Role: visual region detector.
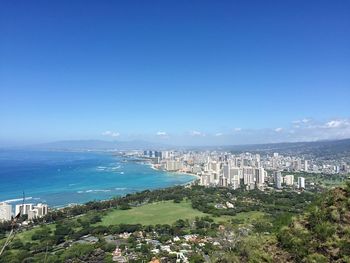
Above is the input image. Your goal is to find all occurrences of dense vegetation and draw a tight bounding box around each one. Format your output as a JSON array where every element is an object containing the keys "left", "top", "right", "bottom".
[
  {"left": 278, "top": 181, "right": 350, "bottom": 262},
  {"left": 1, "top": 182, "right": 349, "bottom": 262}
]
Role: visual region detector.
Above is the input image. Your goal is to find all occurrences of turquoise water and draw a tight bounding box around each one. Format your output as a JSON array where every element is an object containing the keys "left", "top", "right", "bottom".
[{"left": 0, "top": 150, "right": 196, "bottom": 207}]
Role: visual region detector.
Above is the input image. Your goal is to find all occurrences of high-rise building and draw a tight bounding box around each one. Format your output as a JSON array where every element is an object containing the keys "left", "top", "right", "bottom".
[
  {"left": 200, "top": 174, "right": 210, "bottom": 186},
  {"left": 223, "top": 164, "right": 230, "bottom": 178},
  {"left": 298, "top": 177, "right": 305, "bottom": 189},
  {"left": 335, "top": 166, "right": 340, "bottom": 173},
  {"left": 165, "top": 160, "right": 182, "bottom": 171},
  {"left": 232, "top": 174, "right": 240, "bottom": 189},
  {"left": 274, "top": 171, "right": 282, "bottom": 189},
  {"left": 243, "top": 167, "right": 254, "bottom": 185},
  {"left": 219, "top": 176, "right": 228, "bottom": 187},
  {"left": 293, "top": 159, "right": 302, "bottom": 171},
  {"left": 304, "top": 160, "right": 308, "bottom": 172},
  {"left": 209, "top": 171, "right": 219, "bottom": 184},
  {"left": 0, "top": 202, "right": 12, "bottom": 222},
  {"left": 255, "top": 168, "right": 266, "bottom": 186},
  {"left": 283, "top": 174, "right": 294, "bottom": 186},
  {"left": 34, "top": 203, "right": 48, "bottom": 216},
  {"left": 229, "top": 168, "right": 241, "bottom": 189},
  {"left": 15, "top": 203, "right": 33, "bottom": 216},
  {"left": 28, "top": 203, "right": 48, "bottom": 220},
  {"left": 154, "top": 151, "right": 162, "bottom": 159},
  {"left": 209, "top": 161, "right": 221, "bottom": 174},
  {"left": 161, "top": 151, "right": 169, "bottom": 159}
]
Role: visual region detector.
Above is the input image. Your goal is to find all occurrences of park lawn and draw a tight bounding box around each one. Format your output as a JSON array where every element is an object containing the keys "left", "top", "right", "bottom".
[
  {"left": 98, "top": 200, "right": 212, "bottom": 226},
  {"left": 19, "top": 224, "right": 56, "bottom": 243}
]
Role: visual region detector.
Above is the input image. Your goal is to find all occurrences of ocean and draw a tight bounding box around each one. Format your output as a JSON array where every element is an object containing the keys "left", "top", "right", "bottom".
[{"left": 0, "top": 150, "right": 196, "bottom": 208}]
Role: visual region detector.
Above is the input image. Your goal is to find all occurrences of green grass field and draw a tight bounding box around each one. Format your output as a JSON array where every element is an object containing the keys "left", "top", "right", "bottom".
[{"left": 98, "top": 200, "right": 210, "bottom": 226}]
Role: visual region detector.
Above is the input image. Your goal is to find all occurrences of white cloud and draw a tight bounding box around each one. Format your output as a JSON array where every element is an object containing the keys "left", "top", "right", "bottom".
[
  {"left": 156, "top": 131, "right": 169, "bottom": 138},
  {"left": 274, "top": 127, "right": 283, "bottom": 132},
  {"left": 324, "top": 119, "right": 349, "bottom": 129},
  {"left": 156, "top": 131, "right": 167, "bottom": 136},
  {"left": 285, "top": 118, "right": 350, "bottom": 141},
  {"left": 215, "top": 132, "right": 223, "bottom": 137},
  {"left": 102, "top": 130, "right": 120, "bottom": 137},
  {"left": 292, "top": 118, "right": 311, "bottom": 125},
  {"left": 190, "top": 130, "right": 205, "bottom": 136},
  {"left": 233, "top": 128, "right": 242, "bottom": 132},
  {"left": 302, "top": 118, "right": 311, "bottom": 123}
]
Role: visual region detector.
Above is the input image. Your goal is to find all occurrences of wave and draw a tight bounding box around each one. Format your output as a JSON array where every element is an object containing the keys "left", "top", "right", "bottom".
[
  {"left": 115, "top": 187, "right": 127, "bottom": 191},
  {"left": 2, "top": 196, "right": 33, "bottom": 203},
  {"left": 76, "top": 188, "right": 127, "bottom": 194},
  {"left": 86, "top": 189, "right": 111, "bottom": 193},
  {"left": 77, "top": 189, "right": 112, "bottom": 194},
  {"left": 97, "top": 165, "right": 122, "bottom": 172}
]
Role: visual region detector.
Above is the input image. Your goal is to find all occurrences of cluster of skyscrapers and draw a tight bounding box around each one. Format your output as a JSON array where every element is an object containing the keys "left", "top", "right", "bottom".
[
  {"left": 199, "top": 160, "right": 267, "bottom": 190},
  {"left": 141, "top": 150, "right": 311, "bottom": 191},
  {"left": 273, "top": 172, "right": 305, "bottom": 189}
]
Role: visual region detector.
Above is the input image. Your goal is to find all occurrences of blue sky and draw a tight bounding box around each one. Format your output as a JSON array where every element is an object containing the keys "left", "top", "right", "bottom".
[{"left": 1, "top": 0, "right": 350, "bottom": 146}]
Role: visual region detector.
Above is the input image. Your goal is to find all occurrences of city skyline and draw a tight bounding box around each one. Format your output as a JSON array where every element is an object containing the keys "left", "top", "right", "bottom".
[{"left": 1, "top": 1, "right": 349, "bottom": 146}]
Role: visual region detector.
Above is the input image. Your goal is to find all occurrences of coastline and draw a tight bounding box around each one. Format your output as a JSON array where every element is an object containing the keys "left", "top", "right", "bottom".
[
  {"left": 135, "top": 159, "right": 200, "bottom": 186},
  {"left": 55, "top": 172, "right": 198, "bottom": 210},
  {"left": 0, "top": 151, "right": 199, "bottom": 210},
  {"left": 147, "top": 162, "right": 201, "bottom": 185}
]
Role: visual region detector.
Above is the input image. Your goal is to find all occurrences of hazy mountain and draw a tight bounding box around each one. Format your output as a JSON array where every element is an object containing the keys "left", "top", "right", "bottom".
[
  {"left": 191, "top": 138, "right": 350, "bottom": 158},
  {"left": 6, "top": 138, "right": 350, "bottom": 158}
]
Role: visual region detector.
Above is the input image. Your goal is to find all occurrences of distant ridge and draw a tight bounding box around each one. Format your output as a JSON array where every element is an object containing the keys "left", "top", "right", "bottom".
[
  {"left": 6, "top": 138, "right": 350, "bottom": 158},
  {"left": 190, "top": 138, "right": 350, "bottom": 158}
]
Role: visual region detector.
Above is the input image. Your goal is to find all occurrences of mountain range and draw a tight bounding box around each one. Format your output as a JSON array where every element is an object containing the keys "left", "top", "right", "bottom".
[{"left": 4, "top": 138, "right": 350, "bottom": 158}]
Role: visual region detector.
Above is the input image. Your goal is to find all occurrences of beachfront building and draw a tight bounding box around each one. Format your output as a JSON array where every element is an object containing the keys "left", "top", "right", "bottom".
[
  {"left": 165, "top": 160, "right": 182, "bottom": 171},
  {"left": 15, "top": 203, "right": 34, "bottom": 216},
  {"left": 15, "top": 203, "right": 48, "bottom": 220},
  {"left": 28, "top": 203, "right": 48, "bottom": 220},
  {"left": 0, "top": 202, "right": 12, "bottom": 221}
]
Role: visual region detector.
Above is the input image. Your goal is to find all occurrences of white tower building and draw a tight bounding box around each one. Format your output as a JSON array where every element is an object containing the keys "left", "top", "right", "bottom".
[
  {"left": 15, "top": 203, "right": 33, "bottom": 216},
  {"left": 0, "top": 202, "right": 12, "bottom": 221},
  {"left": 304, "top": 160, "right": 308, "bottom": 172},
  {"left": 298, "top": 177, "right": 305, "bottom": 189}
]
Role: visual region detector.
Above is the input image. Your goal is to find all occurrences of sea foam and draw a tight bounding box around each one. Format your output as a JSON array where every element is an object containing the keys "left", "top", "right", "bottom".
[{"left": 2, "top": 196, "right": 33, "bottom": 203}]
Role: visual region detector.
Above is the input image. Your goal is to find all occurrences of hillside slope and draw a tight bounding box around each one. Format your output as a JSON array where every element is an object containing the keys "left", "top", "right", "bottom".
[{"left": 277, "top": 182, "right": 350, "bottom": 262}]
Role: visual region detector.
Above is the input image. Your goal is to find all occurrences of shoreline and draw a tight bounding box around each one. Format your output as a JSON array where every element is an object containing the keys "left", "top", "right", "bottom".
[
  {"left": 147, "top": 162, "right": 201, "bottom": 184},
  {"left": 127, "top": 158, "right": 200, "bottom": 187}
]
